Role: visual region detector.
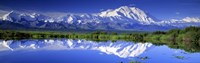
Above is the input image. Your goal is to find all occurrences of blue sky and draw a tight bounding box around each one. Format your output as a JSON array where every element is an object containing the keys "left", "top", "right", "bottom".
[{"left": 0, "top": 0, "right": 200, "bottom": 20}]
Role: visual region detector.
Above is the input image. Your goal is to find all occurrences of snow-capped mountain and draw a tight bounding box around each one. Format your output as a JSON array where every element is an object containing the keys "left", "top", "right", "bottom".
[
  {"left": 2, "top": 11, "right": 51, "bottom": 22},
  {"left": 0, "top": 6, "right": 200, "bottom": 31},
  {"left": 98, "top": 6, "right": 156, "bottom": 24},
  {"left": 0, "top": 39, "right": 153, "bottom": 58},
  {"left": 155, "top": 17, "right": 200, "bottom": 27}
]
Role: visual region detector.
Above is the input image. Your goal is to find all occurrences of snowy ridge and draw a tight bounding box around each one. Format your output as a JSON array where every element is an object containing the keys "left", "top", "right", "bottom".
[
  {"left": 154, "top": 17, "right": 200, "bottom": 27},
  {"left": 0, "top": 6, "right": 200, "bottom": 31},
  {"left": 0, "top": 6, "right": 157, "bottom": 24},
  {"left": 99, "top": 6, "right": 155, "bottom": 24},
  {"left": 1, "top": 11, "right": 54, "bottom": 22},
  {"left": 0, "top": 39, "right": 153, "bottom": 58}
]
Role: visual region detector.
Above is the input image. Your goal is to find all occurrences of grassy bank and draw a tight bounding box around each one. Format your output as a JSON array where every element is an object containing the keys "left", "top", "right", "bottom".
[{"left": 0, "top": 26, "right": 200, "bottom": 52}]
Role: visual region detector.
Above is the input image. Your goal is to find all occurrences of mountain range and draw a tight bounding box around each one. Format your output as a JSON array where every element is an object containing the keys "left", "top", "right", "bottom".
[{"left": 0, "top": 6, "right": 200, "bottom": 31}]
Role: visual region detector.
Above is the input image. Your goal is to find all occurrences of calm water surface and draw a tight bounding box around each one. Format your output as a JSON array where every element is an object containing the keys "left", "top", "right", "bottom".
[{"left": 0, "top": 39, "right": 199, "bottom": 63}]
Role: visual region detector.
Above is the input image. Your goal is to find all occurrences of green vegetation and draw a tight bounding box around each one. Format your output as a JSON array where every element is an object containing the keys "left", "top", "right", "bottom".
[
  {"left": 174, "top": 55, "right": 185, "bottom": 59},
  {"left": 137, "top": 56, "right": 149, "bottom": 60},
  {"left": 144, "top": 26, "right": 200, "bottom": 52},
  {"left": 0, "top": 26, "right": 200, "bottom": 52},
  {"left": 120, "top": 60, "right": 141, "bottom": 63},
  {"left": 129, "top": 60, "right": 141, "bottom": 63},
  {"left": 0, "top": 30, "right": 146, "bottom": 42}
]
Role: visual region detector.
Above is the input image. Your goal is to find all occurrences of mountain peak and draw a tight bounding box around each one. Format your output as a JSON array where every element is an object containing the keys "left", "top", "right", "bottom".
[
  {"left": 99, "top": 6, "right": 155, "bottom": 24},
  {"left": 117, "top": 6, "right": 136, "bottom": 11},
  {"left": 1, "top": 11, "right": 48, "bottom": 22},
  {"left": 2, "top": 11, "right": 15, "bottom": 21}
]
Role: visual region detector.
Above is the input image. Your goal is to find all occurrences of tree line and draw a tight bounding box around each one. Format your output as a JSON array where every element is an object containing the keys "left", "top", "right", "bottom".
[{"left": 0, "top": 26, "right": 200, "bottom": 52}]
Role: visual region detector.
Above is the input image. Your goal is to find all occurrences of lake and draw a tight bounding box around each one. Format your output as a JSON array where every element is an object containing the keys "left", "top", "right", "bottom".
[{"left": 0, "top": 39, "right": 200, "bottom": 63}]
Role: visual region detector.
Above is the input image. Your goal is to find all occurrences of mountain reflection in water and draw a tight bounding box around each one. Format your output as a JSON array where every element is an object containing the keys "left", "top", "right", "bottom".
[
  {"left": 1, "top": 39, "right": 200, "bottom": 63},
  {"left": 0, "top": 39, "right": 152, "bottom": 58}
]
